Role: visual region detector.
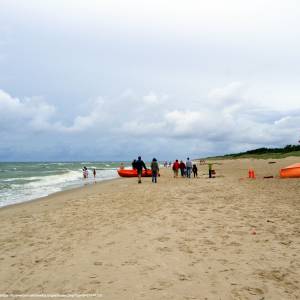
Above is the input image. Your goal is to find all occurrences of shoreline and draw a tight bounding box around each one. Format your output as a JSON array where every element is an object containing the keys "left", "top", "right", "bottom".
[{"left": 0, "top": 176, "right": 120, "bottom": 211}]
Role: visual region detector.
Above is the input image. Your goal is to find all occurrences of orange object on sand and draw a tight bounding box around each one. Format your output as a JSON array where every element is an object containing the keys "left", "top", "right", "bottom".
[
  {"left": 248, "top": 169, "right": 252, "bottom": 178},
  {"left": 117, "top": 169, "right": 152, "bottom": 177},
  {"left": 280, "top": 163, "right": 300, "bottom": 178},
  {"left": 248, "top": 169, "right": 256, "bottom": 179}
]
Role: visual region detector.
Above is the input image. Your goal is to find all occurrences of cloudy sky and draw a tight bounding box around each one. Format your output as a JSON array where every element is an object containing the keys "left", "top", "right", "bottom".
[{"left": 0, "top": 0, "right": 300, "bottom": 161}]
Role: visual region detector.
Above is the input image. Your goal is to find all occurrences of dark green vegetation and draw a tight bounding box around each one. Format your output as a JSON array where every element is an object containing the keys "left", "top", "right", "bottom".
[{"left": 207, "top": 145, "right": 300, "bottom": 160}]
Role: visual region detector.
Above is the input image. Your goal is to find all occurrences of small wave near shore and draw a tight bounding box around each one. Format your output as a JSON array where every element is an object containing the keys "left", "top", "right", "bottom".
[{"left": 0, "top": 162, "right": 121, "bottom": 207}]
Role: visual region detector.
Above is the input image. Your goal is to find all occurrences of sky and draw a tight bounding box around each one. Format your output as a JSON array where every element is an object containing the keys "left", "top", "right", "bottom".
[{"left": 0, "top": 0, "right": 300, "bottom": 161}]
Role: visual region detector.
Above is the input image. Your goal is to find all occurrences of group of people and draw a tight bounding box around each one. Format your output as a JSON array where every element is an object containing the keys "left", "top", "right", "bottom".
[
  {"left": 172, "top": 158, "right": 198, "bottom": 178},
  {"left": 130, "top": 156, "right": 203, "bottom": 184},
  {"left": 163, "top": 161, "right": 173, "bottom": 168},
  {"left": 132, "top": 156, "right": 159, "bottom": 184},
  {"left": 82, "top": 166, "right": 96, "bottom": 180}
]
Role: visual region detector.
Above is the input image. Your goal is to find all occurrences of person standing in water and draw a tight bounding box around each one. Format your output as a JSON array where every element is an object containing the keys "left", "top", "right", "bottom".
[
  {"left": 93, "top": 168, "right": 96, "bottom": 178},
  {"left": 136, "top": 156, "right": 147, "bottom": 184},
  {"left": 151, "top": 158, "right": 159, "bottom": 183},
  {"left": 83, "top": 166, "right": 88, "bottom": 179}
]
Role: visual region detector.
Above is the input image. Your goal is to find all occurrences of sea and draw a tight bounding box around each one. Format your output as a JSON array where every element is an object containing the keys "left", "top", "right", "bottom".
[{"left": 0, "top": 162, "right": 124, "bottom": 208}]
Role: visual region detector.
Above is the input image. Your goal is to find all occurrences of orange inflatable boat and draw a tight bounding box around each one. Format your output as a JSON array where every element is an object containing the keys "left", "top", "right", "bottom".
[
  {"left": 117, "top": 169, "right": 152, "bottom": 177},
  {"left": 280, "top": 163, "right": 300, "bottom": 178}
]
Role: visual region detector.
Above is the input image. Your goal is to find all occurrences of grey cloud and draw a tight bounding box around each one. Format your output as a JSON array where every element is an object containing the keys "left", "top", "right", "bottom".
[{"left": 3, "top": 81, "right": 299, "bottom": 161}]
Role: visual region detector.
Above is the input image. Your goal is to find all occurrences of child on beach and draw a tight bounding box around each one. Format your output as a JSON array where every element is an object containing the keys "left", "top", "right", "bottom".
[
  {"left": 192, "top": 164, "right": 198, "bottom": 177},
  {"left": 208, "top": 163, "right": 213, "bottom": 178},
  {"left": 151, "top": 158, "right": 159, "bottom": 183}
]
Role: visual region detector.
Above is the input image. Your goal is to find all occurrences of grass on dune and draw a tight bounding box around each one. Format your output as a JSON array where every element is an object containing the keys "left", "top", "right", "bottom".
[{"left": 205, "top": 151, "right": 300, "bottom": 160}]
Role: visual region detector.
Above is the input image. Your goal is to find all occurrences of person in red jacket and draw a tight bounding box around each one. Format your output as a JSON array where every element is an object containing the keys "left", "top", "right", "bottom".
[
  {"left": 179, "top": 160, "right": 186, "bottom": 177},
  {"left": 172, "top": 159, "right": 180, "bottom": 178}
]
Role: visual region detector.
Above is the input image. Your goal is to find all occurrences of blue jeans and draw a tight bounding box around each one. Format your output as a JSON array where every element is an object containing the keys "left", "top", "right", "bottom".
[
  {"left": 152, "top": 171, "right": 158, "bottom": 183},
  {"left": 186, "top": 167, "right": 192, "bottom": 178}
]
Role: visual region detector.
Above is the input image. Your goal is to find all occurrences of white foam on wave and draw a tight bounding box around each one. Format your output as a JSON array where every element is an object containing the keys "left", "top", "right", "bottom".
[
  {"left": 25, "top": 170, "right": 81, "bottom": 188},
  {"left": 0, "top": 169, "right": 118, "bottom": 208},
  {"left": 2, "top": 177, "right": 39, "bottom": 182}
]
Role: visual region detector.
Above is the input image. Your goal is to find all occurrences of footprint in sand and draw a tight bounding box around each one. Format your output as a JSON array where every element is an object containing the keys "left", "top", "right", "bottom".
[
  {"left": 255, "top": 268, "right": 298, "bottom": 292},
  {"left": 149, "top": 280, "right": 173, "bottom": 290},
  {"left": 140, "top": 264, "right": 161, "bottom": 275},
  {"left": 217, "top": 258, "right": 229, "bottom": 264},
  {"left": 156, "top": 236, "right": 170, "bottom": 242},
  {"left": 156, "top": 246, "right": 172, "bottom": 253},
  {"left": 90, "top": 280, "right": 101, "bottom": 284},
  {"left": 232, "top": 286, "right": 264, "bottom": 298},
  {"left": 227, "top": 241, "right": 242, "bottom": 247},
  {"left": 202, "top": 239, "right": 216, "bottom": 246},
  {"left": 244, "top": 287, "right": 264, "bottom": 295},
  {"left": 177, "top": 226, "right": 187, "bottom": 232},
  {"left": 121, "top": 259, "right": 138, "bottom": 265},
  {"left": 177, "top": 273, "right": 192, "bottom": 281},
  {"left": 106, "top": 241, "right": 115, "bottom": 246},
  {"left": 178, "top": 243, "right": 193, "bottom": 254}
]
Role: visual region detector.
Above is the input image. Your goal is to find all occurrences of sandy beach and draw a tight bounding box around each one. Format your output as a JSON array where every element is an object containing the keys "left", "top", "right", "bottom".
[{"left": 0, "top": 158, "right": 299, "bottom": 300}]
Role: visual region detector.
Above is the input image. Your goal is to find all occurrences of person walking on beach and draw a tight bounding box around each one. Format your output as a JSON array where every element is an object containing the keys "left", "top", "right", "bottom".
[
  {"left": 192, "top": 164, "right": 198, "bottom": 178},
  {"left": 132, "top": 159, "right": 137, "bottom": 170},
  {"left": 151, "top": 158, "right": 159, "bottom": 183},
  {"left": 208, "top": 163, "right": 213, "bottom": 178},
  {"left": 179, "top": 160, "right": 186, "bottom": 177},
  {"left": 172, "top": 160, "right": 180, "bottom": 178},
  {"left": 136, "top": 156, "right": 147, "bottom": 184},
  {"left": 186, "top": 157, "right": 192, "bottom": 178}
]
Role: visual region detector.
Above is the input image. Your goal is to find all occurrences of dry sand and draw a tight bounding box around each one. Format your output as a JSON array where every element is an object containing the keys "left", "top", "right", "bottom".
[{"left": 0, "top": 158, "right": 300, "bottom": 300}]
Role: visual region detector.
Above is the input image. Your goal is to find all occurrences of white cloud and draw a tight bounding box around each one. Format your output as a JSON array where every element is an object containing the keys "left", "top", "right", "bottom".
[
  {"left": 0, "top": 90, "right": 56, "bottom": 130},
  {"left": 165, "top": 110, "right": 210, "bottom": 137},
  {"left": 208, "top": 81, "right": 245, "bottom": 105},
  {"left": 0, "top": 91, "right": 107, "bottom": 133},
  {"left": 1, "top": 82, "right": 300, "bottom": 160},
  {"left": 142, "top": 92, "right": 168, "bottom": 105}
]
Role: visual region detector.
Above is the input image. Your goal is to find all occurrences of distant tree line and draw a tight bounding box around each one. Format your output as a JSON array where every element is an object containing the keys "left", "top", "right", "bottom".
[{"left": 224, "top": 144, "right": 300, "bottom": 157}]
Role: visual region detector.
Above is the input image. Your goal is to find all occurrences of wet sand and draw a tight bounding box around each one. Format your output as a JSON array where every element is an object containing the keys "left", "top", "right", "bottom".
[{"left": 0, "top": 158, "right": 299, "bottom": 299}]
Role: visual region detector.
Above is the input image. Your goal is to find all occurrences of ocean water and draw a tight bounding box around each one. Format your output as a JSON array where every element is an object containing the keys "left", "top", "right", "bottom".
[{"left": 0, "top": 162, "right": 123, "bottom": 207}]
